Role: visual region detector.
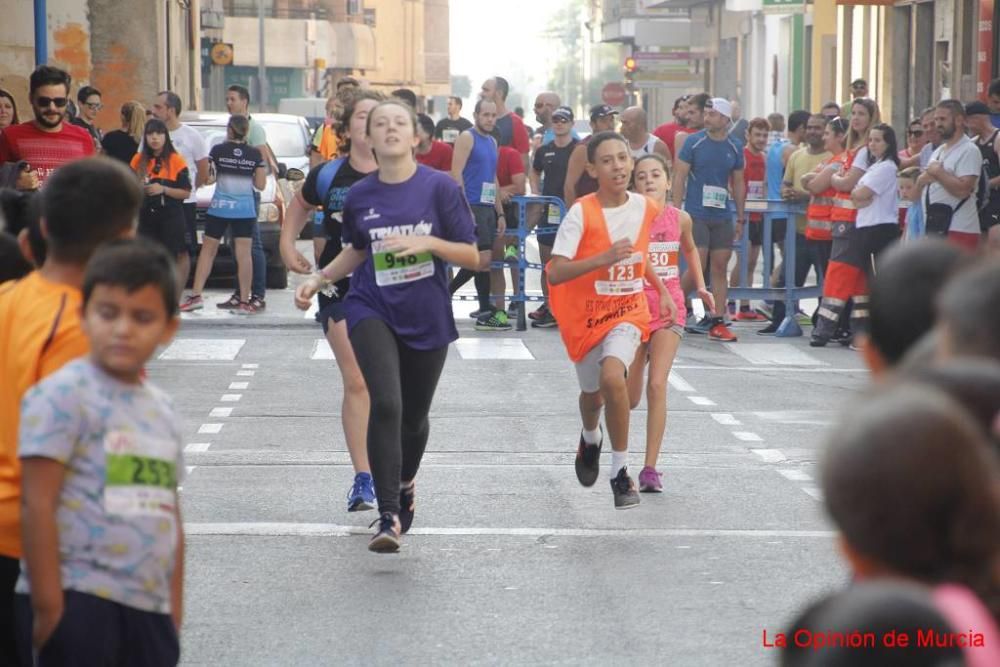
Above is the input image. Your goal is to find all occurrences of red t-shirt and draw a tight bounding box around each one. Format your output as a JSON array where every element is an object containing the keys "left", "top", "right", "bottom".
[
  {"left": 743, "top": 148, "right": 766, "bottom": 222},
  {"left": 653, "top": 122, "right": 682, "bottom": 154},
  {"left": 415, "top": 141, "right": 453, "bottom": 172},
  {"left": 0, "top": 121, "right": 95, "bottom": 185},
  {"left": 500, "top": 112, "right": 531, "bottom": 155},
  {"left": 496, "top": 146, "right": 525, "bottom": 187}
]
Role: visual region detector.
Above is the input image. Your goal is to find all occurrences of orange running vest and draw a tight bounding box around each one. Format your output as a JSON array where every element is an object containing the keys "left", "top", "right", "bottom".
[
  {"left": 806, "top": 152, "right": 846, "bottom": 241},
  {"left": 830, "top": 149, "right": 859, "bottom": 223},
  {"left": 548, "top": 193, "right": 658, "bottom": 362}
]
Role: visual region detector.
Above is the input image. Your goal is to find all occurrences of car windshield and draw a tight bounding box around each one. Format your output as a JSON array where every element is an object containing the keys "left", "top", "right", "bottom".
[
  {"left": 259, "top": 121, "right": 307, "bottom": 158},
  {"left": 190, "top": 124, "right": 228, "bottom": 149}
]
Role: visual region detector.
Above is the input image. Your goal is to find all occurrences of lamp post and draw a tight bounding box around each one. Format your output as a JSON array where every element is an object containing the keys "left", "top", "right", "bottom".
[
  {"left": 34, "top": 0, "right": 47, "bottom": 66},
  {"left": 258, "top": 0, "right": 267, "bottom": 111}
]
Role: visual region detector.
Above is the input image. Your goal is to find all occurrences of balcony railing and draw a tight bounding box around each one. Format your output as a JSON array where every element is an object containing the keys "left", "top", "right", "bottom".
[{"left": 223, "top": 1, "right": 329, "bottom": 20}]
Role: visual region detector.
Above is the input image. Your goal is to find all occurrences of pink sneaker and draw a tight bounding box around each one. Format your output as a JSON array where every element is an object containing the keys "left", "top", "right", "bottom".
[{"left": 638, "top": 466, "right": 663, "bottom": 493}]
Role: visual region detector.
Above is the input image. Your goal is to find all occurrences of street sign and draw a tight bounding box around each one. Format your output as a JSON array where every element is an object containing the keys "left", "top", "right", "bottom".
[
  {"left": 211, "top": 42, "right": 234, "bottom": 66},
  {"left": 602, "top": 82, "right": 628, "bottom": 107},
  {"left": 762, "top": 0, "right": 805, "bottom": 13},
  {"left": 632, "top": 51, "right": 699, "bottom": 84}
]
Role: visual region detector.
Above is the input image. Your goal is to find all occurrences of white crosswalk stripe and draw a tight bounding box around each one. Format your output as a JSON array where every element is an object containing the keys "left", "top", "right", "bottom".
[
  {"left": 723, "top": 343, "right": 826, "bottom": 366},
  {"left": 156, "top": 336, "right": 841, "bottom": 367},
  {"left": 453, "top": 338, "right": 534, "bottom": 360},
  {"left": 159, "top": 339, "right": 246, "bottom": 360}
]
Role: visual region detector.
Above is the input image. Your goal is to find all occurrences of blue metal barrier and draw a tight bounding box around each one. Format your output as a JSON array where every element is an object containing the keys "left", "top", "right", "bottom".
[
  {"left": 449, "top": 196, "right": 567, "bottom": 331},
  {"left": 725, "top": 199, "right": 821, "bottom": 337},
  {"left": 454, "top": 196, "right": 819, "bottom": 336}
]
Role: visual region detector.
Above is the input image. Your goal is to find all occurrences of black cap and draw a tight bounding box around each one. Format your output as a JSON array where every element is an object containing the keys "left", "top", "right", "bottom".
[
  {"left": 965, "top": 101, "right": 990, "bottom": 116},
  {"left": 552, "top": 105, "right": 574, "bottom": 122},
  {"left": 589, "top": 104, "right": 619, "bottom": 122}
]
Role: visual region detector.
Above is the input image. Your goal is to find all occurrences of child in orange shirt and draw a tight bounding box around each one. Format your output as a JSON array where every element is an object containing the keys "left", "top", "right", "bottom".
[{"left": 547, "top": 132, "right": 672, "bottom": 509}]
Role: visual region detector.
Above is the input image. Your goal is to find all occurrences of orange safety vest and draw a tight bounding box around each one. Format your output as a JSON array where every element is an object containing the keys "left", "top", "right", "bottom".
[
  {"left": 806, "top": 152, "right": 845, "bottom": 241},
  {"left": 830, "top": 149, "right": 859, "bottom": 223},
  {"left": 548, "top": 193, "right": 658, "bottom": 362}
]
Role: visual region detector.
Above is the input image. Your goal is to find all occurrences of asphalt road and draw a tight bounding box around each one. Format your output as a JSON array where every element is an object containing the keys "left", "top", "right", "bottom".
[{"left": 154, "top": 269, "right": 868, "bottom": 665}]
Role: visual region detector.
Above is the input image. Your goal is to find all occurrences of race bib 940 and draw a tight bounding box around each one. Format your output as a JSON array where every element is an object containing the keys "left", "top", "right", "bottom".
[{"left": 372, "top": 240, "right": 435, "bottom": 287}]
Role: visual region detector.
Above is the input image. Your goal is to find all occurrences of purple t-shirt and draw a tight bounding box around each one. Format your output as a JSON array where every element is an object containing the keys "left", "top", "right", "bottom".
[{"left": 341, "top": 165, "right": 477, "bottom": 350}]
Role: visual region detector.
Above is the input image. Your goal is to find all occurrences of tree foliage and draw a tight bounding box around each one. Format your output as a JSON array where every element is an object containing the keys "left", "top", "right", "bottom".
[{"left": 545, "top": 0, "right": 622, "bottom": 111}]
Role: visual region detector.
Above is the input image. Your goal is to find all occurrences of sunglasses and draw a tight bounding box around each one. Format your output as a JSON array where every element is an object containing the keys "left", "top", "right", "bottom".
[
  {"left": 552, "top": 117, "right": 572, "bottom": 124},
  {"left": 908, "top": 129, "right": 924, "bottom": 136},
  {"left": 84, "top": 102, "right": 103, "bottom": 111},
  {"left": 35, "top": 96, "right": 68, "bottom": 108}
]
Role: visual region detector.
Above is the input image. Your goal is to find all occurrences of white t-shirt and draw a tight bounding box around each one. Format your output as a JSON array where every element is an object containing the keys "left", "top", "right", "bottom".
[
  {"left": 855, "top": 160, "right": 899, "bottom": 228},
  {"left": 851, "top": 147, "right": 870, "bottom": 173},
  {"left": 552, "top": 192, "right": 649, "bottom": 260},
  {"left": 919, "top": 142, "right": 935, "bottom": 169},
  {"left": 169, "top": 124, "right": 209, "bottom": 204},
  {"left": 925, "top": 136, "right": 983, "bottom": 234}
]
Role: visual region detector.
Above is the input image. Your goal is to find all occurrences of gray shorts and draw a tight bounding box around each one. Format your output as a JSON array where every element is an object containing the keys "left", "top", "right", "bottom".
[
  {"left": 574, "top": 323, "right": 642, "bottom": 394},
  {"left": 692, "top": 217, "right": 736, "bottom": 251},
  {"left": 471, "top": 205, "right": 497, "bottom": 251}
]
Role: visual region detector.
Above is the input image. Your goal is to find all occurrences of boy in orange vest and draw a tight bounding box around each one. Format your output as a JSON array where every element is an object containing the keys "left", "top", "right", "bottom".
[{"left": 547, "top": 132, "right": 673, "bottom": 509}]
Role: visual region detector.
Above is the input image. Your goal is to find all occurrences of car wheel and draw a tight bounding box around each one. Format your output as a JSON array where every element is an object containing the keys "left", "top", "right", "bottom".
[{"left": 266, "top": 264, "right": 288, "bottom": 289}]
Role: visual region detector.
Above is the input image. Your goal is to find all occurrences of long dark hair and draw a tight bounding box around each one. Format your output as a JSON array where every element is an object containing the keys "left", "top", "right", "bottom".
[
  {"left": 138, "top": 118, "right": 177, "bottom": 177},
  {"left": 866, "top": 123, "right": 899, "bottom": 167},
  {"left": 337, "top": 89, "right": 385, "bottom": 155},
  {"left": 0, "top": 88, "right": 19, "bottom": 126}
]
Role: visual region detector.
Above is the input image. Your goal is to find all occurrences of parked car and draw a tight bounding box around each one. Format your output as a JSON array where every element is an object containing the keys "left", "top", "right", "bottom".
[
  {"left": 179, "top": 112, "right": 290, "bottom": 289},
  {"left": 253, "top": 112, "right": 312, "bottom": 175},
  {"left": 277, "top": 97, "right": 327, "bottom": 130}
]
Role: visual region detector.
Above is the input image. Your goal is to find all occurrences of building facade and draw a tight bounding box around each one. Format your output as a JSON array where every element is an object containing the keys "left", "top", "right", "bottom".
[
  {"left": 594, "top": 0, "right": 999, "bottom": 125},
  {"left": 0, "top": 0, "right": 199, "bottom": 133}
]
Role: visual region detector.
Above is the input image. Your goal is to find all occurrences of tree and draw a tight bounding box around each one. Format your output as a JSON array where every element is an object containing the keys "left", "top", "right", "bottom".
[
  {"left": 544, "top": 0, "right": 586, "bottom": 110},
  {"left": 450, "top": 74, "right": 471, "bottom": 99},
  {"left": 545, "top": 0, "right": 620, "bottom": 111}
]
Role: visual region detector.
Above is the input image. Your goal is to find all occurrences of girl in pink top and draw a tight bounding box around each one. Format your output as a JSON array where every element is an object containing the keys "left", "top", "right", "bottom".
[{"left": 627, "top": 154, "right": 713, "bottom": 492}]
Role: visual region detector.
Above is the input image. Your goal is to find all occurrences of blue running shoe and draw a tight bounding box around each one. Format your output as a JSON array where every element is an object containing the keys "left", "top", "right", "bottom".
[{"left": 348, "top": 472, "right": 376, "bottom": 512}]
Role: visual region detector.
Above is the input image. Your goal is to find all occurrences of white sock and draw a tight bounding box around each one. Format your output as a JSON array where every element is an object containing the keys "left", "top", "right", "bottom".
[
  {"left": 581, "top": 427, "right": 602, "bottom": 445},
  {"left": 611, "top": 450, "right": 628, "bottom": 476}
]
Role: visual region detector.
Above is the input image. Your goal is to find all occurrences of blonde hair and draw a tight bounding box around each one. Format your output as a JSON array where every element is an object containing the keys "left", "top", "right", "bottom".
[{"left": 121, "top": 101, "right": 146, "bottom": 144}]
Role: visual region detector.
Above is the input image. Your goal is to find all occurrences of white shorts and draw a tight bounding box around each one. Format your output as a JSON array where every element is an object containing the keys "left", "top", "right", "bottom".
[{"left": 574, "top": 323, "right": 642, "bottom": 394}]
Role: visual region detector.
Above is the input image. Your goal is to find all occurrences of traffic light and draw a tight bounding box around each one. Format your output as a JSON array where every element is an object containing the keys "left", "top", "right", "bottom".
[{"left": 624, "top": 57, "right": 637, "bottom": 87}]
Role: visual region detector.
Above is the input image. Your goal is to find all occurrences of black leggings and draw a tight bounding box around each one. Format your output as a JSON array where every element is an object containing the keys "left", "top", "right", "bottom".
[{"left": 349, "top": 318, "right": 448, "bottom": 515}]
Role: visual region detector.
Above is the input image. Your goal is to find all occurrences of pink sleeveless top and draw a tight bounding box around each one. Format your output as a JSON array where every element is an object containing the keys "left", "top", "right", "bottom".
[{"left": 643, "top": 205, "right": 686, "bottom": 332}]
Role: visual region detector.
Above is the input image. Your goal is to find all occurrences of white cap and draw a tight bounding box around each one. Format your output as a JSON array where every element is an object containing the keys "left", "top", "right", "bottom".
[{"left": 709, "top": 97, "right": 733, "bottom": 119}]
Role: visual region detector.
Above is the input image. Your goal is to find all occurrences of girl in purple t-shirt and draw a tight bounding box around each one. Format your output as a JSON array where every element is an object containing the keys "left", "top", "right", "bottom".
[{"left": 295, "top": 100, "right": 479, "bottom": 553}]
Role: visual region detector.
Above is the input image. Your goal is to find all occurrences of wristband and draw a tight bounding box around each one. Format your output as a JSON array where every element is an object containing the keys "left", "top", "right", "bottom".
[{"left": 313, "top": 271, "right": 332, "bottom": 287}]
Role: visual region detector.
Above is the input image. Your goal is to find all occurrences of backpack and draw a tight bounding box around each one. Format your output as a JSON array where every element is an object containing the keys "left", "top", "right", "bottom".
[
  {"left": 316, "top": 157, "right": 347, "bottom": 206},
  {"left": 974, "top": 130, "right": 999, "bottom": 212}
]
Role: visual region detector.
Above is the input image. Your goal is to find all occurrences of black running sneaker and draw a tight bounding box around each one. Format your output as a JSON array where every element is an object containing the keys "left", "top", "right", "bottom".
[
  {"left": 368, "top": 513, "right": 401, "bottom": 553},
  {"left": 399, "top": 484, "right": 415, "bottom": 534},
  {"left": 610, "top": 467, "right": 640, "bottom": 510},
  {"left": 574, "top": 431, "right": 602, "bottom": 487}
]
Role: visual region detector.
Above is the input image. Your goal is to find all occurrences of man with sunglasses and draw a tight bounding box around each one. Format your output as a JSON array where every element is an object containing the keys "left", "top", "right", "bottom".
[
  {"left": 0, "top": 65, "right": 94, "bottom": 190},
  {"left": 529, "top": 105, "right": 579, "bottom": 328},
  {"left": 69, "top": 85, "right": 103, "bottom": 150}
]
